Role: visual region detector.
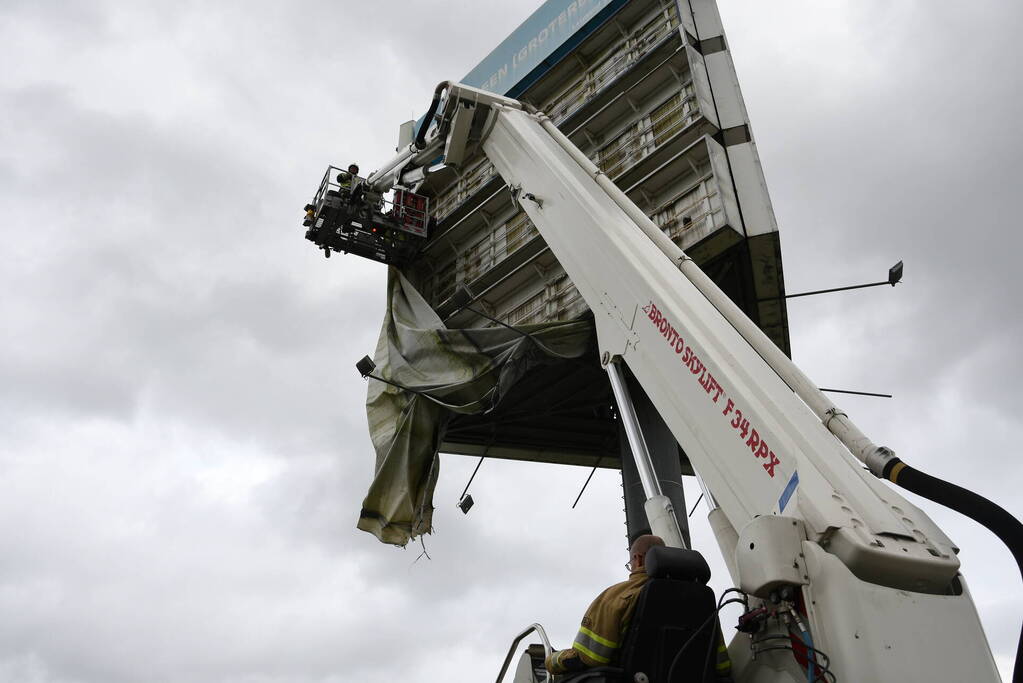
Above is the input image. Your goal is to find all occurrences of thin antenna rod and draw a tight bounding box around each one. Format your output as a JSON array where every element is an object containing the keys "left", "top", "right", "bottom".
[
  {"left": 819, "top": 387, "right": 893, "bottom": 399},
  {"left": 463, "top": 304, "right": 534, "bottom": 339},
  {"left": 459, "top": 454, "right": 487, "bottom": 501},
  {"left": 572, "top": 463, "right": 600, "bottom": 509},
  {"left": 762, "top": 280, "right": 891, "bottom": 301},
  {"left": 688, "top": 492, "right": 705, "bottom": 518},
  {"left": 760, "top": 261, "right": 903, "bottom": 301}
]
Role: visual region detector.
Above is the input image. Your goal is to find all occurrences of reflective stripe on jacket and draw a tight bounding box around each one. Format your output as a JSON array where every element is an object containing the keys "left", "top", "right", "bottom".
[
  {"left": 545, "top": 570, "right": 648, "bottom": 673},
  {"left": 714, "top": 630, "right": 732, "bottom": 680},
  {"left": 545, "top": 570, "right": 734, "bottom": 681}
]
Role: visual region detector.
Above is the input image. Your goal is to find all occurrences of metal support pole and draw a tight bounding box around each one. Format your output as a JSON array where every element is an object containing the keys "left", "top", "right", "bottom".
[
  {"left": 608, "top": 361, "right": 661, "bottom": 498},
  {"left": 695, "top": 471, "right": 718, "bottom": 512},
  {"left": 607, "top": 361, "right": 687, "bottom": 549},
  {"left": 617, "top": 377, "right": 690, "bottom": 547}
]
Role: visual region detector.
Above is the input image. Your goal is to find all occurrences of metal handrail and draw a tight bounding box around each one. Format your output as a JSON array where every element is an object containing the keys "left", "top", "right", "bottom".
[{"left": 495, "top": 623, "right": 553, "bottom": 683}]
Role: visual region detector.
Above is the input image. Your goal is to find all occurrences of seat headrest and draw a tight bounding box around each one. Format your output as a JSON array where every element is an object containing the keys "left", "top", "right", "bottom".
[{"left": 645, "top": 546, "right": 711, "bottom": 584}]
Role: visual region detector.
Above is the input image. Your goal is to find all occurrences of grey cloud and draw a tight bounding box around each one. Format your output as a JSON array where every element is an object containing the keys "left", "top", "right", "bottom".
[
  {"left": 1, "top": 0, "right": 1021, "bottom": 681},
  {"left": 0, "top": 417, "right": 629, "bottom": 683},
  {"left": 0, "top": 82, "right": 387, "bottom": 451}
]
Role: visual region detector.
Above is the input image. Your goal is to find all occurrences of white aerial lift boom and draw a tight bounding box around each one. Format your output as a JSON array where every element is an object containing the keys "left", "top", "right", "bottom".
[{"left": 350, "top": 82, "right": 1023, "bottom": 683}]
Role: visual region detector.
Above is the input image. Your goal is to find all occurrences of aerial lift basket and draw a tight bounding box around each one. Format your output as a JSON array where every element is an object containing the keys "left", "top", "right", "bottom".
[{"left": 302, "top": 165, "right": 430, "bottom": 264}]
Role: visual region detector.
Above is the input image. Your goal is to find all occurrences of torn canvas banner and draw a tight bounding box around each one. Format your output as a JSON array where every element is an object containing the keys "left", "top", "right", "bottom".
[{"left": 358, "top": 268, "right": 593, "bottom": 545}]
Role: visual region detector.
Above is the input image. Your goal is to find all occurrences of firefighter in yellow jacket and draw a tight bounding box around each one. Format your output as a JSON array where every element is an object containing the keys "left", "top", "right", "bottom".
[{"left": 545, "top": 534, "right": 731, "bottom": 679}]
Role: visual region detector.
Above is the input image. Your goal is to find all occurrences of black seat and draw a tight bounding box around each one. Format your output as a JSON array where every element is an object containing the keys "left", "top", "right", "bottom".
[
  {"left": 620, "top": 547, "right": 722, "bottom": 682},
  {"left": 561, "top": 547, "right": 723, "bottom": 683}
]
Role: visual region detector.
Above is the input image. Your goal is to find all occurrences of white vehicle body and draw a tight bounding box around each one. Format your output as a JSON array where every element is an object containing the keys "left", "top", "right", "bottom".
[{"left": 367, "top": 82, "right": 1005, "bottom": 683}]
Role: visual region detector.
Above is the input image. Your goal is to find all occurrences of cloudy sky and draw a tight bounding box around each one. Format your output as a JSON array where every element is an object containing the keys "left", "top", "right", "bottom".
[{"left": 2, "top": 0, "right": 1021, "bottom": 681}]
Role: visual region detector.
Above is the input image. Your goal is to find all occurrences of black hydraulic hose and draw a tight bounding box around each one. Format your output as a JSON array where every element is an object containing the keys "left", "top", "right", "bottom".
[
  {"left": 414, "top": 82, "right": 449, "bottom": 150},
  {"left": 880, "top": 457, "right": 1023, "bottom": 683}
]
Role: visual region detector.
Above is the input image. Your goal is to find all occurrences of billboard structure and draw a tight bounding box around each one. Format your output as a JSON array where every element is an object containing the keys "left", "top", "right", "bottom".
[
  {"left": 409, "top": 4, "right": 785, "bottom": 427},
  {"left": 365, "top": 0, "right": 790, "bottom": 543}
]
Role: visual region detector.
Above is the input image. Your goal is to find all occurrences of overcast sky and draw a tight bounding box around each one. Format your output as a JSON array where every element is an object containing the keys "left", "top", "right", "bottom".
[{"left": 1, "top": 1, "right": 1021, "bottom": 681}]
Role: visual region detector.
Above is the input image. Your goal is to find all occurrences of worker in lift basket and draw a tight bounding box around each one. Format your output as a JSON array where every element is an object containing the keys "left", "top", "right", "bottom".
[
  {"left": 544, "top": 534, "right": 731, "bottom": 681},
  {"left": 337, "top": 163, "right": 360, "bottom": 193}
]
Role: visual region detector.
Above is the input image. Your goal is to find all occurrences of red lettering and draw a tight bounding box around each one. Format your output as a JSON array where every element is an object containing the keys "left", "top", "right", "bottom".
[
  {"left": 643, "top": 298, "right": 783, "bottom": 481},
  {"left": 746, "top": 428, "right": 760, "bottom": 451}
]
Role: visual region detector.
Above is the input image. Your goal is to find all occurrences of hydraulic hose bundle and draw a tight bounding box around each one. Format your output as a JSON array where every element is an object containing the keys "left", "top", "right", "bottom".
[
  {"left": 879, "top": 457, "right": 1023, "bottom": 683},
  {"left": 413, "top": 81, "right": 449, "bottom": 150}
]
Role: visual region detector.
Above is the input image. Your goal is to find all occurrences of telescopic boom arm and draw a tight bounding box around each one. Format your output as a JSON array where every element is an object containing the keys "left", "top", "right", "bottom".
[{"left": 366, "top": 81, "right": 1019, "bottom": 683}]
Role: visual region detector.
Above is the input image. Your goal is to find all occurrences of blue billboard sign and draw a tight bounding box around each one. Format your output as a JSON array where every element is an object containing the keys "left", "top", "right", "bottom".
[{"left": 462, "top": 0, "right": 628, "bottom": 97}]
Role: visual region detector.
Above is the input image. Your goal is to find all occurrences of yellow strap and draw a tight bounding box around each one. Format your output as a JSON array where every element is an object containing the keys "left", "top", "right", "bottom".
[{"left": 889, "top": 461, "right": 907, "bottom": 483}]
